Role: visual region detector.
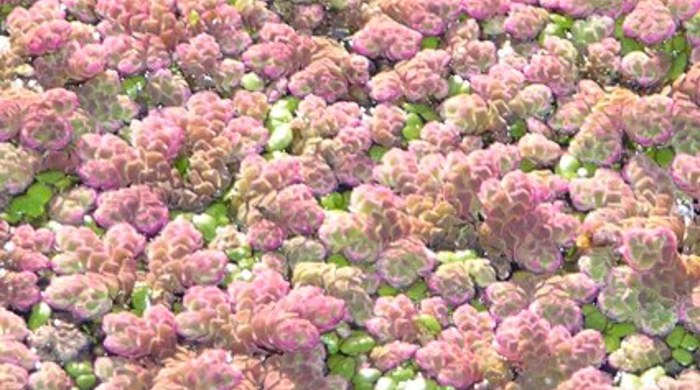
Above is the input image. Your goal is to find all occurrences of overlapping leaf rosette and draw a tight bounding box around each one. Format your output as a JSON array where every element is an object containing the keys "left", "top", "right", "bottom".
[
  {"left": 570, "top": 154, "right": 700, "bottom": 337},
  {"left": 478, "top": 170, "right": 580, "bottom": 273},
  {"left": 4, "top": 0, "right": 700, "bottom": 386}
]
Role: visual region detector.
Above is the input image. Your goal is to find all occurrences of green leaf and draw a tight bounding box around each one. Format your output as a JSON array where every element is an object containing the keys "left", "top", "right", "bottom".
[
  {"left": 581, "top": 162, "right": 597, "bottom": 177},
  {"left": 421, "top": 37, "right": 441, "bottom": 50},
  {"left": 402, "top": 125, "right": 421, "bottom": 141},
  {"left": 605, "top": 334, "right": 621, "bottom": 353},
  {"left": 28, "top": 303, "right": 51, "bottom": 330},
  {"left": 405, "top": 281, "right": 428, "bottom": 301},
  {"left": 681, "top": 333, "right": 699, "bottom": 351},
  {"left": 340, "top": 333, "right": 376, "bottom": 356},
  {"left": 666, "top": 326, "right": 686, "bottom": 349},
  {"left": 667, "top": 52, "right": 689, "bottom": 82},
  {"left": 614, "top": 17, "right": 625, "bottom": 40},
  {"left": 241, "top": 73, "right": 264, "bottom": 91},
  {"left": 402, "top": 103, "right": 439, "bottom": 122},
  {"left": 550, "top": 14, "right": 574, "bottom": 29},
  {"left": 328, "top": 253, "right": 350, "bottom": 267},
  {"left": 584, "top": 312, "right": 608, "bottom": 332},
  {"left": 415, "top": 314, "right": 442, "bottom": 336},
  {"left": 1, "top": 209, "right": 22, "bottom": 224},
  {"left": 655, "top": 147, "right": 675, "bottom": 167},
  {"left": 268, "top": 105, "right": 294, "bottom": 124},
  {"left": 388, "top": 366, "right": 415, "bottom": 382},
  {"left": 607, "top": 322, "right": 636, "bottom": 339},
  {"left": 620, "top": 37, "right": 644, "bottom": 55},
  {"left": 448, "top": 75, "right": 470, "bottom": 96},
  {"left": 130, "top": 285, "right": 150, "bottom": 316},
  {"left": 26, "top": 183, "right": 53, "bottom": 204},
  {"left": 54, "top": 176, "right": 75, "bottom": 192},
  {"left": 470, "top": 299, "right": 487, "bottom": 312},
  {"left": 35, "top": 170, "right": 67, "bottom": 185},
  {"left": 266, "top": 123, "right": 294, "bottom": 152},
  {"left": 378, "top": 284, "right": 399, "bottom": 297},
  {"left": 65, "top": 361, "right": 93, "bottom": 378},
  {"left": 672, "top": 348, "right": 695, "bottom": 366},
  {"left": 672, "top": 34, "right": 688, "bottom": 53},
  {"left": 328, "top": 355, "right": 357, "bottom": 380},
  {"left": 192, "top": 214, "right": 218, "bottom": 242},
  {"left": 174, "top": 155, "right": 190, "bottom": 176},
  {"left": 369, "top": 145, "right": 389, "bottom": 162},
  {"left": 9, "top": 195, "right": 45, "bottom": 219},
  {"left": 321, "top": 192, "right": 346, "bottom": 210},
  {"left": 227, "top": 246, "right": 252, "bottom": 262},
  {"left": 405, "top": 112, "right": 423, "bottom": 129},
  {"left": 519, "top": 159, "right": 537, "bottom": 173},
  {"left": 122, "top": 75, "right": 147, "bottom": 101},
  {"left": 238, "top": 256, "right": 255, "bottom": 270},
  {"left": 539, "top": 23, "right": 566, "bottom": 46},
  {"left": 205, "top": 202, "right": 229, "bottom": 224},
  {"left": 76, "top": 374, "right": 97, "bottom": 390},
  {"left": 555, "top": 154, "right": 582, "bottom": 180},
  {"left": 321, "top": 332, "right": 340, "bottom": 355},
  {"left": 508, "top": 120, "right": 527, "bottom": 140},
  {"left": 353, "top": 368, "right": 381, "bottom": 385}
]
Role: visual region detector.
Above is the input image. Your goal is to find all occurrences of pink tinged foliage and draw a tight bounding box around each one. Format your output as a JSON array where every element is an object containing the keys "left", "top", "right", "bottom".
[
  {"left": 622, "top": 94, "right": 675, "bottom": 147},
  {"left": 517, "top": 133, "right": 562, "bottom": 167},
  {"left": 369, "top": 104, "right": 406, "bottom": 148},
  {"left": 557, "top": 368, "right": 614, "bottom": 390},
  {"left": 494, "top": 310, "right": 606, "bottom": 388},
  {"left": 608, "top": 334, "right": 670, "bottom": 372},
  {"left": 351, "top": 17, "right": 422, "bottom": 61},
  {"left": 370, "top": 341, "right": 419, "bottom": 372},
  {"left": 450, "top": 40, "right": 498, "bottom": 78},
  {"left": 76, "top": 133, "right": 137, "bottom": 191},
  {"left": 504, "top": 4, "right": 550, "bottom": 41},
  {"left": 0, "top": 363, "right": 29, "bottom": 390},
  {"left": 276, "top": 286, "right": 346, "bottom": 333},
  {"left": 376, "top": 238, "right": 437, "bottom": 288},
  {"left": 131, "top": 113, "right": 185, "bottom": 161},
  {"left": 623, "top": 0, "right": 677, "bottom": 45},
  {"left": 379, "top": 0, "right": 462, "bottom": 36},
  {"left": 523, "top": 51, "right": 577, "bottom": 97},
  {"left": 621, "top": 51, "right": 671, "bottom": 87},
  {"left": 49, "top": 186, "right": 97, "bottom": 225},
  {"left": 374, "top": 49, "right": 455, "bottom": 99},
  {"left": 441, "top": 144, "right": 521, "bottom": 220},
  {"left": 152, "top": 349, "right": 242, "bottom": 390},
  {"left": 671, "top": 153, "right": 700, "bottom": 198},
  {"left": 28, "top": 362, "right": 73, "bottom": 390},
  {"left": 0, "top": 308, "right": 29, "bottom": 341},
  {"left": 19, "top": 89, "right": 79, "bottom": 152},
  {"left": 619, "top": 227, "right": 678, "bottom": 271},
  {"left": 415, "top": 328, "right": 483, "bottom": 389},
  {"left": 94, "top": 185, "right": 169, "bottom": 236},
  {"left": 102, "top": 305, "right": 177, "bottom": 359},
  {"left": 461, "top": 0, "right": 511, "bottom": 21},
  {"left": 43, "top": 273, "right": 115, "bottom": 320},
  {"left": 478, "top": 171, "right": 580, "bottom": 273},
  {"left": 0, "top": 271, "right": 41, "bottom": 311},
  {"left": 241, "top": 22, "right": 311, "bottom": 80},
  {"left": 247, "top": 219, "right": 286, "bottom": 252},
  {"left": 366, "top": 295, "right": 420, "bottom": 343},
  {"left": 68, "top": 43, "right": 107, "bottom": 80},
  {"left": 440, "top": 93, "right": 503, "bottom": 135}
]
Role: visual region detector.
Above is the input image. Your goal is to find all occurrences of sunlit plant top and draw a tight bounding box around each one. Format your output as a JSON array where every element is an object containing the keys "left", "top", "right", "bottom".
[{"left": 1, "top": 0, "right": 700, "bottom": 389}]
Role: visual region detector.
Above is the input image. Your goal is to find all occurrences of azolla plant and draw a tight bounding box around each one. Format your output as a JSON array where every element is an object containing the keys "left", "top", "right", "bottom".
[{"left": 2, "top": 0, "right": 700, "bottom": 389}]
